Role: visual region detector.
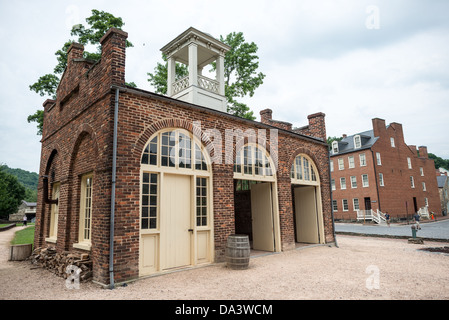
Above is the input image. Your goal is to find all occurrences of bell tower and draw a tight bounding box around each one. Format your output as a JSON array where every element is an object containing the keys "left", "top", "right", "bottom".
[{"left": 161, "top": 27, "right": 231, "bottom": 112}]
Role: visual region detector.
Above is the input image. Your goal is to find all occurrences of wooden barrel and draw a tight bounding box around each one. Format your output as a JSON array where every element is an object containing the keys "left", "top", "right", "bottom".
[{"left": 225, "top": 234, "right": 250, "bottom": 270}]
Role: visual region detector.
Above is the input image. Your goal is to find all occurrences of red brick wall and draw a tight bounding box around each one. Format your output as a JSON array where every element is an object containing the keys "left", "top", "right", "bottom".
[{"left": 36, "top": 28, "right": 334, "bottom": 286}]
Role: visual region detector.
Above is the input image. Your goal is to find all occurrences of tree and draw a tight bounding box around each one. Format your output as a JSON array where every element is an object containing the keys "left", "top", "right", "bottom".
[
  {"left": 0, "top": 167, "right": 26, "bottom": 219},
  {"left": 327, "top": 136, "right": 343, "bottom": 150},
  {"left": 28, "top": 10, "right": 133, "bottom": 135},
  {"left": 147, "top": 31, "right": 265, "bottom": 120},
  {"left": 429, "top": 153, "right": 449, "bottom": 170}
]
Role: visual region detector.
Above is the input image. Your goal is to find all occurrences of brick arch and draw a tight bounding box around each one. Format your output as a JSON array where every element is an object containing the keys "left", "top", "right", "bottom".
[
  {"left": 133, "top": 118, "right": 216, "bottom": 161},
  {"left": 68, "top": 123, "right": 100, "bottom": 177}
]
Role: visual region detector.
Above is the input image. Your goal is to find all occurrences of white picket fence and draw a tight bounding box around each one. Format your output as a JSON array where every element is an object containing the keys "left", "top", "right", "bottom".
[{"left": 356, "top": 209, "right": 387, "bottom": 224}]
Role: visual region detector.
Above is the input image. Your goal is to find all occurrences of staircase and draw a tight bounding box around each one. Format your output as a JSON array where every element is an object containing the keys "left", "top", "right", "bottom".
[{"left": 356, "top": 209, "right": 387, "bottom": 224}]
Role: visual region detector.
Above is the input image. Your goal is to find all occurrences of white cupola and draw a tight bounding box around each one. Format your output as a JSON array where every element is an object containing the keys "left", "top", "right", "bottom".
[{"left": 161, "top": 27, "right": 231, "bottom": 112}]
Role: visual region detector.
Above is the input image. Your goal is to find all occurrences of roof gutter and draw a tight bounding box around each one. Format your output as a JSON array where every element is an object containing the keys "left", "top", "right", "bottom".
[{"left": 109, "top": 88, "right": 119, "bottom": 289}]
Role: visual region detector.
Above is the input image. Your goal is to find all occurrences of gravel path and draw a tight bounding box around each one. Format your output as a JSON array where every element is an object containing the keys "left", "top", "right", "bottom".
[{"left": 1, "top": 227, "right": 449, "bottom": 300}]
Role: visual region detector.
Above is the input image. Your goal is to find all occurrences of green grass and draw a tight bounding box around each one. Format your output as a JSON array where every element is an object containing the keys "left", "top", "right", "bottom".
[{"left": 10, "top": 226, "right": 35, "bottom": 247}]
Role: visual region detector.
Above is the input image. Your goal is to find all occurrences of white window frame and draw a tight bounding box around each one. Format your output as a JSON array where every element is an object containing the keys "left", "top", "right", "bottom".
[
  {"left": 342, "top": 199, "right": 349, "bottom": 211},
  {"left": 359, "top": 153, "right": 366, "bottom": 167},
  {"left": 376, "top": 152, "right": 381, "bottom": 165},
  {"left": 46, "top": 182, "right": 60, "bottom": 243},
  {"left": 353, "top": 198, "right": 360, "bottom": 210},
  {"left": 338, "top": 158, "right": 344, "bottom": 170},
  {"left": 354, "top": 135, "right": 361, "bottom": 149},
  {"left": 420, "top": 167, "right": 424, "bottom": 176},
  {"left": 348, "top": 156, "right": 355, "bottom": 169},
  {"left": 332, "top": 200, "right": 338, "bottom": 212},
  {"left": 362, "top": 174, "right": 369, "bottom": 187},
  {"left": 390, "top": 137, "right": 395, "bottom": 147},
  {"left": 422, "top": 182, "right": 426, "bottom": 191},
  {"left": 350, "top": 176, "right": 357, "bottom": 188},
  {"left": 331, "top": 179, "right": 336, "bottom": 191},
  {"left": 424, "top": 197, "right": 429, "bottom": 207},
  {"left": 379, "top": 173, "right": 384, "bottom": 186},
  {"left": 410, "top": 176, "right": 415, "bottom": 188},
  {"left": 340, "top": 177, "right": 346, "bottom": 190},
  {"left": 332, "top": 141, "right": 339, "bottom": 154},
  {"left": 330, "top": 160, "right": 334, "bottom": 172},
  {"left": 407, "top": 157, "right": 412, "bottom": 169},
  {"left": 74, "top": 173, "right": 93, "bottom": 251}
]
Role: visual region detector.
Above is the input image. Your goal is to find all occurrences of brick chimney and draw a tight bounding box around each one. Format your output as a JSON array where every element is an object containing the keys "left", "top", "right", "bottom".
[
  {"left": 372, "top": 118, "right": 386, "bottom": 137},
  {"left": 418, "top": 146, "right": 428, "bottom": 158},
  {"left": 307, "top": 112, "right": 326, "bottom": 141},
  {"left": 260, "top": 109, "right": 273, "bottom": 124},
  {"left": 100, "top": 28, "right": 128, "bottom": 86}
]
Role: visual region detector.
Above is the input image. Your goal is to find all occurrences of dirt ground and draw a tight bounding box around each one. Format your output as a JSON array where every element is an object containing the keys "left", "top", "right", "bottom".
[{"left": 1, "top": 226, "right": 449, "bottom": 300}]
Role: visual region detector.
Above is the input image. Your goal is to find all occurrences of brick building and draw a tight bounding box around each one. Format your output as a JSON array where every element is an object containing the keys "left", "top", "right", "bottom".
[
  {"left": 34, "top": 27, "right": 335, "bottom": 287},
  {"left": 330, "top": 118, "right": 441, "bottom": 221}
]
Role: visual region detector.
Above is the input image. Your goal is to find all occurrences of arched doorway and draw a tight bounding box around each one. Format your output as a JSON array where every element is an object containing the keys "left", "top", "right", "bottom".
[
  {"left": 139, "top": 128, "right": 213, "bottom": 276},
  {"left": 233, "top": 143, "right": 281, "bottom": 253},
  {"left": 290, "top": 154, "right": 324, "bottom": 244}
]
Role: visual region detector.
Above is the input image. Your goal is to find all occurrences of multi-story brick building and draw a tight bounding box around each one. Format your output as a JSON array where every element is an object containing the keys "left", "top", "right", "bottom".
[
  {"left": 34, "top": 27, "right": 335, "bottom": 287},
  {"left": 330, "top": 118, "right": 441, "bottom": 221}
]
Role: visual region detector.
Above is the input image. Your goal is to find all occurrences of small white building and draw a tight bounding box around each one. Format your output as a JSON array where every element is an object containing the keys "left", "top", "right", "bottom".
[{"left": 9, "top": 200, "right": 37, "bottom": 222}]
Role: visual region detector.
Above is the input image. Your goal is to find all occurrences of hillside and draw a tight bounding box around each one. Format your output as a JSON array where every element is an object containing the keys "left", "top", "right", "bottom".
[{"left": 0, "top": 164, "right": 38, "bottom": 202}]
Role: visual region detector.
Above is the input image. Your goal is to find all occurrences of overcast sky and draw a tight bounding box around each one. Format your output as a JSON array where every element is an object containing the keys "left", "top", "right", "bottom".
[{"left": 1, "top": 0, "right": 448, "bottom": 173}]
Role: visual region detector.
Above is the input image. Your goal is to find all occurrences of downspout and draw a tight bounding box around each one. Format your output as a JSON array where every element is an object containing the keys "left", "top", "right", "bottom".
[
  {"left": 328, "top": 150, "right": 338, "bottom": 248},
  {"left": 370, "top": 150, "right": 381, "bottom": 212},
  {"left": 109, "top": 88, "right": 119, "bottom": 289}
]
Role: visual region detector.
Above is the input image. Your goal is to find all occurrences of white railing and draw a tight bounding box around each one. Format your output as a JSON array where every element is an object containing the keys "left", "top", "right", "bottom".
[
  {"left": 172, "top": 75, "right": 219, "bottom": 95},
  {"left": 197, "top": 75, "right": 219, "bottom": 93},
  {"left": 418, "top": 206, "right": 430, "bottom": 219},
  {"left": 356, "top": 209, "right": 386, "bottom": 224},
  {"left": 172, "top": 77, "right": 189, "bottom": 95}
]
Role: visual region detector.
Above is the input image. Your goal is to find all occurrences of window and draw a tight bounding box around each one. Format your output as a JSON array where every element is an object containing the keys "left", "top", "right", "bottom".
[
  {"left": 330, "top": 160, "right": 334, "bottom": 172},
  {"left": 390, "top": 137, "right": 395, "bottom": 147},
  {"left": 354, "top": 135, "right": 361, "bottom": 149},
  {"left": 340, "top": 177, "right": 346, "bottom": 190},
  {"left": 142, "top": 129, "right": 209, "bottom": 171},
  {"left": 338, "top": 158, "right": 344, "bottom": 170},
  {"left": 422, "top": 182, "right": 426, "bottom": 192},
  {"left": 196, "top": 177, "right": 208, "bottom": 226},
  {"left": 141, "top": 172, "right": 158, "bottom": 229},
  {"left": 342, "top": 199, "right": 349, "bottom": 211},
  {"left": 48, "top": 182, "right": 60, "bottom": 241},
  {"left": 410, "top": 176, "right": 415, "bottom": 188},
  {"left": 332, "top": 141, "right": 339, "bottom": 154},
  {"left": 77, "top": 174, "right": 93, "bottom": 248},
  {"left": 362, "top": 174, "right": 369, "bottom": 187},
  {"left": 332, "top": 200, "right": 338, "bottom": 212},
  {"left": 291, "top": 154, "right": 319, "bottom": 185},
  {"left": 376, "top": 152, "right": 381, "bottom": 165},
  {"left": 348, "top": 156, "right": 355, "bottom": 169},
  {"left": 379, "top": 173, "right": 384, "bottom": 186},
  {"left": 236, "top": 144, "right": 274, "bottom": 178},
  {"left": 331, "top": 179, "right": 336, "bottom": 191},
  {"left": 350, "top": 176, "right": 357, "bottom": 188},
  {"left": 420, "top": 167, "right": 424, "bottom": 176},
  {"left": 407, "top": 157, "right": 412, "bottom": 169},
  {"left": 359, "top": 153, "right": 366, "bottom": 167},
  {"left": 353, "top": 198, "right": 360, "bottom": 210},
  {"left": 424, "top": 197, "right": 429, "bottom": 207}
]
